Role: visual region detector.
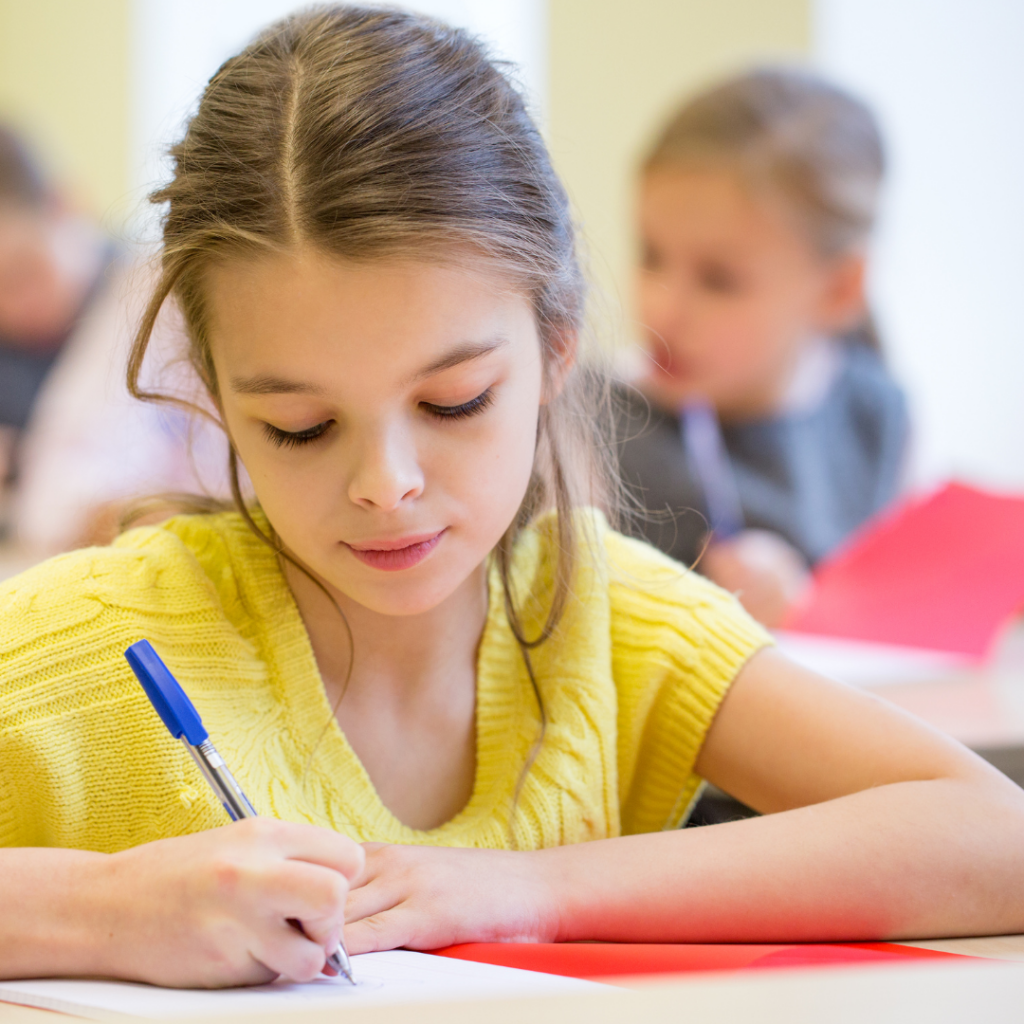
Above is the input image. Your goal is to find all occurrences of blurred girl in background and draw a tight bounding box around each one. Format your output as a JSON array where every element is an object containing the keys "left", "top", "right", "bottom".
[
  {"left": 617, "top": 69, "right": 908, "bottom": 627},
  {"left": 0, "top": 126, "right": 224, "bottom": 554}
]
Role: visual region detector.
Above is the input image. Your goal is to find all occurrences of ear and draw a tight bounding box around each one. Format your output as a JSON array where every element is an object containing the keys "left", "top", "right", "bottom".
[
  {"left": 540, "top": 327, "right": 579, "bottom": 405},
  {"left": 814, "top": 251, "right": 868, "bottom": 335}
]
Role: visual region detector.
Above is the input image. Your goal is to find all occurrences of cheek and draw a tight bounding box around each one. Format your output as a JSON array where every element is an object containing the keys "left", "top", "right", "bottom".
[
  {"left": 705, "top": 291, "right": 788, "bottom": 357},
  {"left": 217, "top": 403, "right": 328, "bottom": 521},
  {"left": 635, "top": 274, "right": 669, "bottom": 332},
  {"left": 432, "top": 386, "right": 540, "bottom": 529}
]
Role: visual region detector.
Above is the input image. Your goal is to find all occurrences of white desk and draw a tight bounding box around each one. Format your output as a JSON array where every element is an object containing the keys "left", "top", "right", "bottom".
[{"left": 2, "top": 936, "right": 1024, "bottom": 1024}]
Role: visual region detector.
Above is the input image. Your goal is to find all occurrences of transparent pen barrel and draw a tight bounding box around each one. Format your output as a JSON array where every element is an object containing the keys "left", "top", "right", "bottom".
[
  {"left": 186, "top": 739, "right": 258, "bottom": 820},
  {"left": 184, "top": 738, "right": 353, "bottom": 980}
]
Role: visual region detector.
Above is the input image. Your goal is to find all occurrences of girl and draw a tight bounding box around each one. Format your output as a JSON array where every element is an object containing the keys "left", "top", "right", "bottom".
[
  {"left": 0, "top": 126, "right": 223, "bottom": 554},
  {"left": 617, "top": 70, "right": 908, "bottom": 627},
  {"left": 1, "top": 7, "right": 1022, "bottom": 990}
]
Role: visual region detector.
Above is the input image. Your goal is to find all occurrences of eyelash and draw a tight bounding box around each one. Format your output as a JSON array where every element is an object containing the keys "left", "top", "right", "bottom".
[
  {"left": 423, "top": 388, "right": 495, "bottom": 421},
  {"left": 261, "top": 389, "right": 495, "bottom": 448},
  {"left": 262, "top": 421, "right": 333, "bottom": 449}
]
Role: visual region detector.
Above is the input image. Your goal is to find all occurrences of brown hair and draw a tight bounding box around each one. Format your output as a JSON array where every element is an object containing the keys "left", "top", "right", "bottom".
[
  {"left": 646, "top": 67, "right": 885, "bottom": 258},
  {"left": 0, "top": 125, "right": 48, "bottom": 208},
  {"left": 645, "top": 68, "right": 885, "bottom": 349},
  {"left": 126, "top": 5, "right": 616, "bottom": 796}
]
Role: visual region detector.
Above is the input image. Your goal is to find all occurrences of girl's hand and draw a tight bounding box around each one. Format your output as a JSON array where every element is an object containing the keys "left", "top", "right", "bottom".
[
  {"left": 92, "top": 818, "right": 364, "bottom": 987},
  {"left": 345, "top": 844, "right": 558, "bottom": 953},
  {"left": 702, "top": 529, "right": 810, "bottom": 628}
]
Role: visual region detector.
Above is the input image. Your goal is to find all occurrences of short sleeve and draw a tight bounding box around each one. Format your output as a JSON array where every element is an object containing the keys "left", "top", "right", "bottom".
[
  {"left": 0, "top": 530, "right": 228, "bottom": 850},
  {"left": 607, "top": 530, "right": 772, "bottom": 834}
]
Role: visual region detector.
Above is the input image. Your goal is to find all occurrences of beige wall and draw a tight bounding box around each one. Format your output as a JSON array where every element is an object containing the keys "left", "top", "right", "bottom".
[
  {"left": 0, "top": 0, "right": 810, "bottom": 261},
  {"left": 547, "top": 0, "right": 811, "bottom": 343},
  {"left": 0, "top": 0, "right": 131, "bottom": 225}
]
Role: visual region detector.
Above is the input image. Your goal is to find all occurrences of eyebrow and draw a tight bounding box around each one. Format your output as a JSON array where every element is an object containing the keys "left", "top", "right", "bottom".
[
  {"left": 229, "top": 339, "right": 507, "bottom": 395},
  {"left": 401, "top": 338, "right": 508, "bottom": 385},
  {"left": 228, "top": 375, "right": 328, "bottom": 396},
  {"left": 229, "top": 338, "right": 508, "bottom": 397}
]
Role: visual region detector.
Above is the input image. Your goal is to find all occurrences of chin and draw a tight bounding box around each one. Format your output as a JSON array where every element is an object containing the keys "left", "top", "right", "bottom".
[
  {"left": 349, "top": 587, "right": 463, "bottom": 618},
  {"left": 336, "top": 567, "right": 477, "bottom": 618}
]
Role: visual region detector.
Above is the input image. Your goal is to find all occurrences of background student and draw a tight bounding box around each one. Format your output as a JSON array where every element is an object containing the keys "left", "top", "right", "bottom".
[
  {"left": 616, "top": 69, "right": 909, "bottom": 627},
  {"left": 0, "top": 125, "right": 224, "bottom": 554},
  {"left": 1, "top": 9, "right": 1022, "bottom": 988}
]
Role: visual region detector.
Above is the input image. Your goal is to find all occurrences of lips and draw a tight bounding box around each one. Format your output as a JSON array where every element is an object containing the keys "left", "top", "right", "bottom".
[
  {"left": 344, "top": 530, "right": 446, "bottom": 571},
  {"left": 651, "top": 347, "right": 694, "bottom": 382}
]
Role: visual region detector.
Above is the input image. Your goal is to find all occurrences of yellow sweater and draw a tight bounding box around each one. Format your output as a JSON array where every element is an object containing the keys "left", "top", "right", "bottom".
[{"left": 0, "top": 511, "right": 769, "bottom": 852}]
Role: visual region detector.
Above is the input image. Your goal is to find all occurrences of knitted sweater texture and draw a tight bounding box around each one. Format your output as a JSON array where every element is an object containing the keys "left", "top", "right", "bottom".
[{"left": 0, "top": 511, "right": 769, "bottom": 852}]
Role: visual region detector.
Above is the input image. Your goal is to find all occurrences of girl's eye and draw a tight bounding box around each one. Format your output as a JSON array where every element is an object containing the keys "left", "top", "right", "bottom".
[
  {"left": 699, "top": 263, "right": 742, "bottom": 294},
  {"left": 422, "top": 388, "right": 495, "bottom": 422},
  {"left": 640, "top": 242, "right": 664, "bottom": 272},
  {"left": 262, "top": 420, "right": 333, "bottom": 448}
]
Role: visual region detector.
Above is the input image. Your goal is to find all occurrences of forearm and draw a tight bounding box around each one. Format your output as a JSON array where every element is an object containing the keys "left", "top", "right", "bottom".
[
  {"left": 1, "top": 821, "right": 363, "bottom": 987},
  {"left": 0, "top": 848, "right": 112, "bottom": 979},
  {"left": 542, "top": 778, "right": 1024, "bottom": 943}
]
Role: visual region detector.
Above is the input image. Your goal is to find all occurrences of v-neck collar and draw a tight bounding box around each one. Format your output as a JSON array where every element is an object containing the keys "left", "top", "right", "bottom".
[{"left": 238, "top": 522, "right": 533, "bottom": 844}]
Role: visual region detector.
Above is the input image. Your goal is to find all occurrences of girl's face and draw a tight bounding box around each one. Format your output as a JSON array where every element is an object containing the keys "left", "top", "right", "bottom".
[
  {"left": 635, "top": 167, "right": 863, "bottom": 420},
  {"left": 0, "top": 205, "right": 97, "bottom": 344},
  {"left": 206, "top": 251, "right": 546, "bottom": 617}
]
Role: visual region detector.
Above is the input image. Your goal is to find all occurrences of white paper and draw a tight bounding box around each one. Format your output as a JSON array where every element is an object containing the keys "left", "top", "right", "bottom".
[
  {"left": 0, "top": 950, "right": 611, "bottom": 1020},
  {"left": 774, "top": 630, "right": 973, "bottom": 687}
]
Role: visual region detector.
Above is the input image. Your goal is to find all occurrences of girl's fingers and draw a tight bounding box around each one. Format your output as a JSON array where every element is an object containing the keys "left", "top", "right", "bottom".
[
  {"left": 351, "top": 842, "right": 389, "bottom": 887},
  {"left": 239, "top": 819, "right": 365, "bottom": 881},
  {"left": 344, "top": 906, "right": 419, "bottom": 955},
  {"left": 250, "top": 920, "right": 330, "bottom": 983},
  {"left": 263, "top": 860, "right": 350, "bottom": 936},
  {"left": 345, "top": 877, "right": 399, "bottom": 924}
]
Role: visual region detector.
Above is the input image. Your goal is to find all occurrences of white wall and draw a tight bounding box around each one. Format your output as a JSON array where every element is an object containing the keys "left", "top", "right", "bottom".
[
  {"left": 130, "top": 0, "right": 546, "bottom": 239},
  {"left": 815, "top": 0, "right": 1024, "bottom": 489}
]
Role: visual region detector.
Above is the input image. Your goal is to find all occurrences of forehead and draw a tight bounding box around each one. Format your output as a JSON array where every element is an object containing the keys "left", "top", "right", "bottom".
[
  {"left": 203, "top": 249, "right": 537, "bottom": 379},
  {"left": 640, "top": 166, "right": 798, "bottom": 250}
]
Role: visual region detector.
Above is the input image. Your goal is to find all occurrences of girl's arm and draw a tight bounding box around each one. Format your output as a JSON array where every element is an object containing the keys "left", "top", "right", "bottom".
[
  {"left": 344, "top": 650, "right": 1024, "bottom": 950},
  {"left": 0, "top": 818, "right": 363, "bottom": 986}
]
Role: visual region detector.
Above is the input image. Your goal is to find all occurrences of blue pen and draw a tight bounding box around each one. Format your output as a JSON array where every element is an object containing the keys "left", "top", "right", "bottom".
[
  {"left": 680, "top": 397, "right": 744, "bottom": 541},
  {"left": 124, "top": 639, "right": 355, "bottom": 984}
]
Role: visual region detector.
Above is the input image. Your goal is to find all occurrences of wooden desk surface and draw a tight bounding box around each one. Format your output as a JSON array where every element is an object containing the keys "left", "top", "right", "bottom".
[
  {"left": 858, "top": 631, "right": 1024, "bottom": 783},
  {"left": 3, "top": 936, "right": 1024, "bottom": 1024},
  {"left": 775, "top": 627, "right": 1024, "bottom": 780}
]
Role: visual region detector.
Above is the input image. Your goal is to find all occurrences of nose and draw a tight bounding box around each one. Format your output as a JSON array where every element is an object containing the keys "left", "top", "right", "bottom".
[
  {"left": 639, "top": 272, "right": 691, "bottom": 349},
  {"left": 346, "top": 421, "right": 424, "bottom": 511},
  {"left": 658, "top": 277, "right": 694, "bottom": 334}
]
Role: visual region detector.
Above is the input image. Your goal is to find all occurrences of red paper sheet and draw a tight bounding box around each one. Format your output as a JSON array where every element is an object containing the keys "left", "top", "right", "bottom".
[
  {"left": 783, "top": 482, "right": 1024, "bottom": 657},
  {"left": 430, "top": 941, "right": 961, "bottom": 979}
]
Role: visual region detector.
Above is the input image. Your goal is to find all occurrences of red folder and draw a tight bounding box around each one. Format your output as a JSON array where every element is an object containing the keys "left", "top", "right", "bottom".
[
  {"left": 430, "top": 941, "right": 962, "bottom": 979},
  {"left": 783, "top": 482, "right": 1024, "bottom": 658}
]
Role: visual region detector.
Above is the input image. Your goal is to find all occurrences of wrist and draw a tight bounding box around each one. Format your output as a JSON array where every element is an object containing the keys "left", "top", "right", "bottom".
[
  {"left": 0, "top": 849, "right": 114, "bottom": 980},
  {"left": 63, "top": 850, "right": 123, "bottom": 978},
  {"left": 529, "top": 845, "right": 587, "bottom": 943}
]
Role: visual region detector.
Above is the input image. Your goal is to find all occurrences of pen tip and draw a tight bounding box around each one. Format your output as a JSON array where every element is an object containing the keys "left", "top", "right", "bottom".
[{"left": 327, "top": 948, "right": 356, "bottom": 985}]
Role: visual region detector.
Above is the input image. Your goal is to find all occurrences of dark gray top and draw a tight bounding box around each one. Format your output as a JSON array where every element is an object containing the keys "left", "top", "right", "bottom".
[
  {"left": 615, "top": 344, "right": 909, "bottom": 568},
  {"left": 0, "top": 244, "right": 118, "bottom": 432}
]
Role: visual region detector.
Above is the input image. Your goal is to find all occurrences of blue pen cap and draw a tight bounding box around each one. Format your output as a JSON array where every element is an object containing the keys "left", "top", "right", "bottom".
[{"left": 125, "top": 640, "right": 209, "bottom": 746}]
